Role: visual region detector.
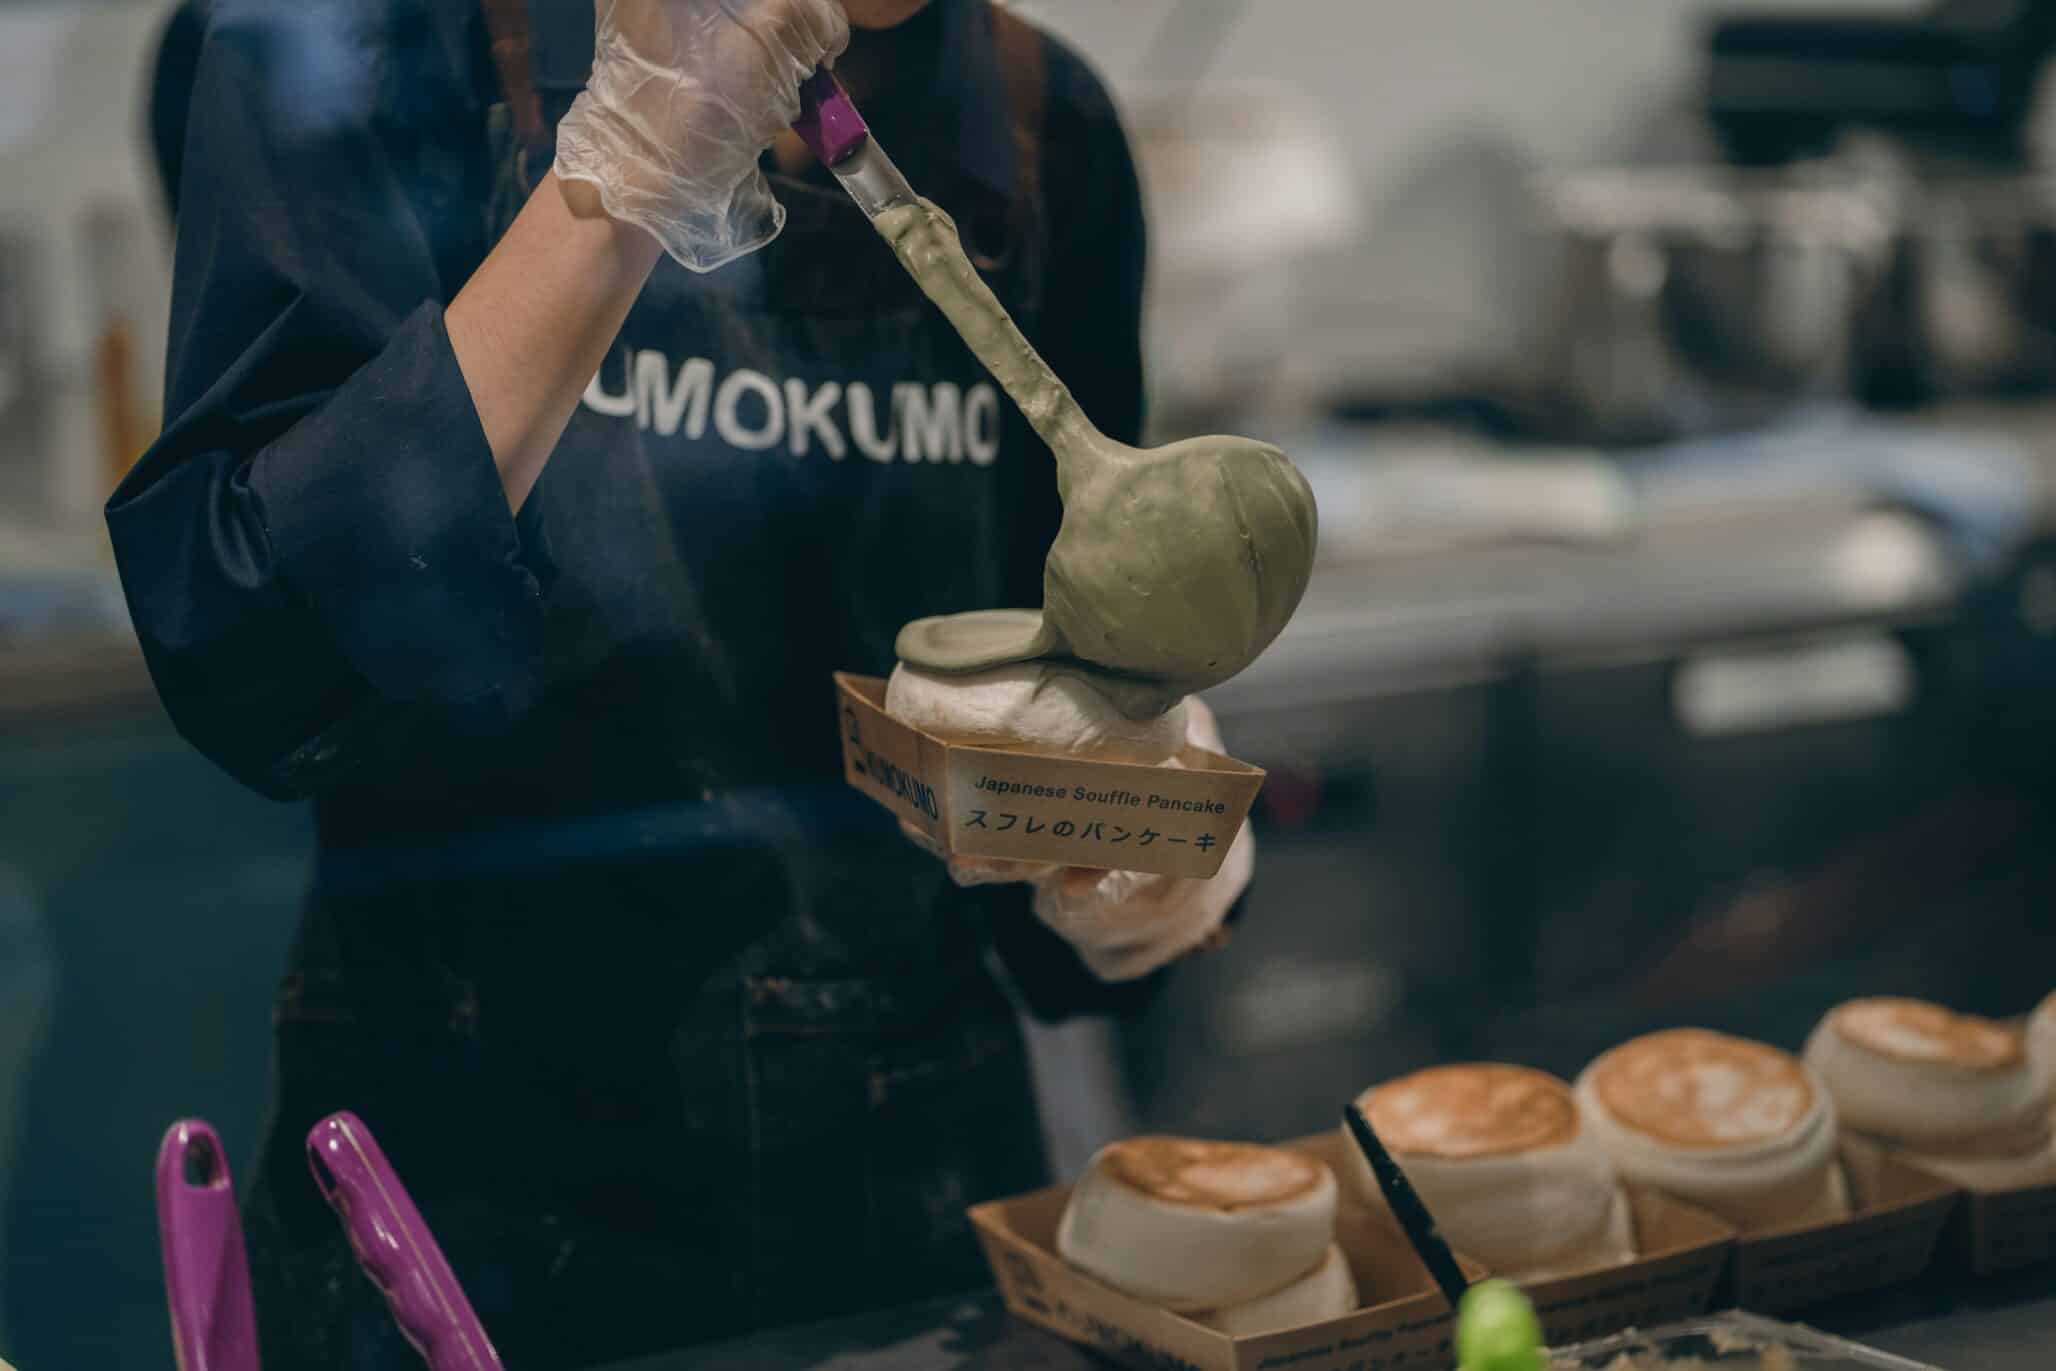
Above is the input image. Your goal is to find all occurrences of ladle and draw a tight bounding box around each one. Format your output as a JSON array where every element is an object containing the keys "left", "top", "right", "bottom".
[{"left": 794, "top": 70, "right": 1317, "bottom": 719}]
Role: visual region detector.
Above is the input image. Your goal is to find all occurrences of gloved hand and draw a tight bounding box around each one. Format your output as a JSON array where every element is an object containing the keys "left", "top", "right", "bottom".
[
  {"left": 555, "top": 0, "right": 850, "bottom": 271},
  {"left": 1032, "top": 810, "right": 1254, "bottom": 982},
  {"left": 900, "top": 697, "right": 1256, "bottom": 982}
]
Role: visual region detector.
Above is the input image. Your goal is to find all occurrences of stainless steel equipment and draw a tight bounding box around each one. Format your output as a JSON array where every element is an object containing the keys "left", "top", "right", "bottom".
[
  {"left": 1517, "top": 168, "right": 1891, "bottom": 445},
  {"left": 1858, "top": 173, "right": 2056, "bottom": 403},
  {"left": 1695, "top": 1, "right": 2056, "bottom": 406}
]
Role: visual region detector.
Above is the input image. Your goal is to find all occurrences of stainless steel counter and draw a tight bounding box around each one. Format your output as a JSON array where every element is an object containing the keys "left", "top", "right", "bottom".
[{"left": 603, "top": 1267, "right": 2056, "bottom": 1371}]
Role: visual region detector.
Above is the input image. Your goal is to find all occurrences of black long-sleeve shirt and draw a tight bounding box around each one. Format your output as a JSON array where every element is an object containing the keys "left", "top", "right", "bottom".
[{"left": 112, "top": 0, "right": 1159, "bottom": 1015}]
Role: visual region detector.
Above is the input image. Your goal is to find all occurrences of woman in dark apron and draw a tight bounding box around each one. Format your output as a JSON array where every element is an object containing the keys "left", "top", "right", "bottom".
[{"left": 113, "top": 1, "right": 1240, "bottom": 1366}]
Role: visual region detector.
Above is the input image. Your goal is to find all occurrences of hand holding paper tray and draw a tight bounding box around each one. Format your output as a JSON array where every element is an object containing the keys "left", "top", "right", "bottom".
[{"left": 836, "top": 674, "right": 1261, "bottom": 882}]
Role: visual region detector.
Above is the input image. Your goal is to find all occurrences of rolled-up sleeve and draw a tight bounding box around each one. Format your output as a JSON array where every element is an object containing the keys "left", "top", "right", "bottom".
[
  {"left": 107, "top": 0, "right": 552, "bottom": 800},
  {"left": 249, "top": 302, "right": 552, "bottom": 719}
]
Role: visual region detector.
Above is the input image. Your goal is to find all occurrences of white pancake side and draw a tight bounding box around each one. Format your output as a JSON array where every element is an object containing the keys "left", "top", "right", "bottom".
[{"left": 1056, "top": 1138, "right": 1338, "bottom": 1311}]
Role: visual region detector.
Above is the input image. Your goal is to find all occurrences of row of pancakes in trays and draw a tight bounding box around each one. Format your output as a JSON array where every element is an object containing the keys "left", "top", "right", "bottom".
[{"left": 1051, "top": 993, "right": 2056, "bottom": 1335}]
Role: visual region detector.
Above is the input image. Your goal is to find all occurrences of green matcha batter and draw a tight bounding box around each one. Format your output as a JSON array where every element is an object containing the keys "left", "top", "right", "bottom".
[{"left": 873, "top": 198, "right": 1319, "bottom": 720}]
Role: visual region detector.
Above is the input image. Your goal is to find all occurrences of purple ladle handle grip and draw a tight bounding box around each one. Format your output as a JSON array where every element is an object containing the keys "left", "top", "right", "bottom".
[
  {"left": 307, "top": 1112, "right": 503, "bottom": 1371},
  {"left": 792, "top": 66, "right": 869, "bottom": 166},
  {"left": 155, "top": 1119, "right": 261, "bottom": 1371}
]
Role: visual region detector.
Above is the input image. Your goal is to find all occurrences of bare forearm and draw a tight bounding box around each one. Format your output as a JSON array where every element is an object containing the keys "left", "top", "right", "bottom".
[{"left": 445, "top": 170, "right": 664, "bottom": 511}]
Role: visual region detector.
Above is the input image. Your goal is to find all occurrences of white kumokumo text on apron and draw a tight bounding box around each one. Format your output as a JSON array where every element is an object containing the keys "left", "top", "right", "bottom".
[{"left": 583, "top": 349, "right": 1002, "bottom": 466}]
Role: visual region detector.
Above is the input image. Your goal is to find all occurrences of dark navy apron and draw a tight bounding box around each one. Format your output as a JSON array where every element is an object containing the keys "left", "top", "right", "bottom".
[{"left": 236, "top": 7, "right": 1060, "bottom": 1367}]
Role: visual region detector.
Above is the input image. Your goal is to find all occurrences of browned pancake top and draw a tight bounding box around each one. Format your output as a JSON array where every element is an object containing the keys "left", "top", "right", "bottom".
[
  {"left": 1099, "top": 1137, "right": 1327, "bottom": 1211},
  {"left": 1591, "top": 1029, "right": 1815, "bottom": 1148},
  {"left": 1358, "top": 1064, "right": 1578, "bottom": 1160},
  {"left": 1831, "top": 998, "right": 2024, "bottom": 1072}
]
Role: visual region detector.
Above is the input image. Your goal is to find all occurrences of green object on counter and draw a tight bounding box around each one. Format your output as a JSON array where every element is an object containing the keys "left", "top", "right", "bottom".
[{"left": 1456, "top": 1279, "right": 1545, "bottom": 1371}]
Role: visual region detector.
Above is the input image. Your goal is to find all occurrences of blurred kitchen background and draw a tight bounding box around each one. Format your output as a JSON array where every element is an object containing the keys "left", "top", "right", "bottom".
[{"left": 7, "top": 0, "right": 2056, "bottom": 1363}]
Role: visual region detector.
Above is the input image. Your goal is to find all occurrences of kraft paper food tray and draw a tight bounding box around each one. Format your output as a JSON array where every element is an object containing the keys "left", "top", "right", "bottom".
[
  {"left": 1288, "top": 1131, "right": 1730, "bottom": 1350},
  {"left": 1914, "top": 1148, "right": 2056, "bottom": 1275},
  {"left": 969, "top": 1137, "right": 1487, "bottom": 1371},
  {"left": 835, "top": 672, "right": 1263, "bottom": 880},
  {"left": 1512, "top": 1186, "right": 1732, "bottom": 1348},
  {"left": 1918, "top": 1011, "right": 2056, "bottom": 1273},
  {"left": 1943, "top": 1174, "right": 2056, "bottom": 1274},
  {"left": 1722, "top": 1137, "right": 1956, "bottom": 1315}
]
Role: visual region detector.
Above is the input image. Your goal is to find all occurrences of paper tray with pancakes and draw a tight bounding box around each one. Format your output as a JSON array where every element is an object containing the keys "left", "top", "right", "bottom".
[
  {"left": 1568, "top": 1029, "right": 1960, "bottom": 1317},
  {"left": 1720, "top": 1137, "right": 1958, "bottom": 1316},
  {"left": 969, "top": 1133, "right": 1737, "bottom": 1371},
  {"left": 1339, "top": 1064, "right": 1734, "bottom": 1349},
  {"left": 1510, "top": 1184, "right": 1733, "bottom": 1349},
  {"left": 1942, "top": 992, "right": 2056, "bottom": 1273},
  {"left": 834, "top": 674, "right": 1263, "bottom": 880},
  {"left": 1804, "top": 997, "right": 2056, "bottom": 1277},
  {"left": 969, "top": 1134, "right": 1487, "bottom": 1371},
  {"left": 1935, "top": 1168, "right": 2056, "bottom": 1275}
]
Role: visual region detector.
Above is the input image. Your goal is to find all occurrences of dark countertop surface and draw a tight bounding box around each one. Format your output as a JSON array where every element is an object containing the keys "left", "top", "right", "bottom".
[{"left": 606, "top": 1269, "right": 2056, "bottom": 1371}]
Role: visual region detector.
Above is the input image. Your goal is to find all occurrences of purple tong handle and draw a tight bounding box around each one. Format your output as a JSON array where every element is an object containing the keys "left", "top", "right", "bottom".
[
  {"left": 156, "top": 1119, "right": 261, "bottom": 1371},
  {"left": 307, "top": 1111, "right": 503, "bottom": 1371},
  {"left": 792, "top": 66, "right": 869, "bottom": 166}
]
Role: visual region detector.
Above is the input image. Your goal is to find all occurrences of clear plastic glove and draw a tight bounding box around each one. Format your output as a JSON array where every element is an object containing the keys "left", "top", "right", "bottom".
[
  {"left": 900, "top": 697, "right": 1256, "bottom": 981},
  {"left": 1033, "top": 817, "right": 1253, "bottom": 982},
  {"left": 555, "top": 0, "right": 850, "bottom": 271}
]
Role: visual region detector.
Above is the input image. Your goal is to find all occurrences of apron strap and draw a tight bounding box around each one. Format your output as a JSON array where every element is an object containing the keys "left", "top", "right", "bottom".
[
  {"left": 962, "top": 1, "right": 1047, "bottom": 270},
  {"left": 481, "top": 0, "right": 549, "bottom": 157},
  {"left": 988, "top": 2, "right": 1047, "bottom": 211}
]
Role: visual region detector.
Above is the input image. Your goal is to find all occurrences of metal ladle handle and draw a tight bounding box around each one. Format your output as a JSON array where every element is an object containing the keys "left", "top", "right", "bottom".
[{"left": 792, "top": 67, "right": 919, "bottom": 220}]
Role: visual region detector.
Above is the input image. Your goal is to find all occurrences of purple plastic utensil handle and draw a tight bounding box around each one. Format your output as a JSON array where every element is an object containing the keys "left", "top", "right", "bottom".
[
  {"left": 156, "top": 1119, "right": 261, "bottom": 1371},
  {"left": 307, "top": 1112, "right": 504, "bottom": 1371},
  {"left": 792, "top": 66, "right": 869, "bottom": 166}
]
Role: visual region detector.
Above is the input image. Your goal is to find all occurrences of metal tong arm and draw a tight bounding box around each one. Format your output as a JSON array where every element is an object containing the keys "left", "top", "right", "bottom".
[
  {"left": 307, "top": 1112, "right": 504, "bottom": 1371},
  {"left": 156, "top": 1119, "right": 262, "bottom": 1371},
  {"left": 793, "top": 67, "right": 919, "bottom": 219}
]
